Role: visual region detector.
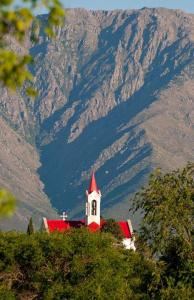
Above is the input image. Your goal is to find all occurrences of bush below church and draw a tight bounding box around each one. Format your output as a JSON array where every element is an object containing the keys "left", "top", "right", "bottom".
[
  {"left": 0, "top": 228, "right": 193, "bottom": 299},
  {"left": 0, "top": 229, "right": 157, "bottom": 300}
]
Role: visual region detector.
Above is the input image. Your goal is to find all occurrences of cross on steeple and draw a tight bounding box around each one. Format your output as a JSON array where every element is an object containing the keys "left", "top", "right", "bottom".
[{"left": 60, "top": 211, "right": 68, "bottom": 221}]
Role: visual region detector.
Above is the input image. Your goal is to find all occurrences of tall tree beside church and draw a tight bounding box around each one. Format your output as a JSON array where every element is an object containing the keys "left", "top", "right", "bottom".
[
  {"left": 27, "top": 217, "right": 34, "bottom": 235},
  {"left": 131, "top": 162, "right": 194, "bottom": 255},
  {"left": 131, "top": 162, "right": 194, "bottom": 292}
]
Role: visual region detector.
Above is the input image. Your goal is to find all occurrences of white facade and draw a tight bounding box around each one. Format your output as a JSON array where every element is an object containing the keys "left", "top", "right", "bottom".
[
  {"left": 122, "top": 237, "right": 136, "bottom": 251},
  {"left": 85, "top": 189, "right": 101, "bottom": 226},
  {"left": 124, "top": 219, "right": 136, "bottom": 251}
]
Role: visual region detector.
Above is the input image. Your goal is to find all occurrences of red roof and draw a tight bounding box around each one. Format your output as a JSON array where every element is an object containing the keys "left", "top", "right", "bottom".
[
  {"left": 88, "top": 172, "right": 99, "bottom": 194},
  {"left": 47, "top": 220, "right": 85, "bottom": 232},
  {"left": 117, "top": 221, "right": 132, "bottom": 238},
  {"left": 46, "top": 219, "right": 132, "bottom": 238}
]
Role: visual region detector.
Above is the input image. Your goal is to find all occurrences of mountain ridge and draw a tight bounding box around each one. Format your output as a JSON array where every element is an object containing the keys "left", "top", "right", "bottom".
[{"left": 0, "top": 7, "right": 194, "bottom": 230}]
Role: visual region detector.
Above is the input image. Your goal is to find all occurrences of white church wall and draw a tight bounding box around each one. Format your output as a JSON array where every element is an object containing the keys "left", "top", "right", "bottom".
[
  {"left": 86, "top": 190, "right": 101, "bottom": 226},
  {"left": 122, "top": 238, "right": 136, "bottom": 251}
]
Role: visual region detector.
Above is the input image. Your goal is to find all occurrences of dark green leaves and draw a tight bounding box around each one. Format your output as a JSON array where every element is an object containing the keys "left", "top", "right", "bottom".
[
  {"left": 131, "top": 163, "right": 194, "bottom": 298},
  {"left": 0, "top": 229, "right": 154, "bottom": 300},
  {"left": 27, "top": 217, "right": 34, "bottom": 235},
  {"left": 131, "top": 163, "right": 194, "bottom": 256},
  {"left": 101, "top": 218, "right": 124, "bottom": 240}
]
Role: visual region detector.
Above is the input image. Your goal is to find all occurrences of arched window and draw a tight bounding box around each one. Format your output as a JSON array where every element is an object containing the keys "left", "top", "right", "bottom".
[{"left": 91, "top": 200, "right": 97, "bottom": 216}]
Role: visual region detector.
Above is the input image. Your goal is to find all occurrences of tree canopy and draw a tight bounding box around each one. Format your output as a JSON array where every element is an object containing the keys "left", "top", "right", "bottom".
[
  {"left": 0, "top": 229, "right": 156, "bottom": 300},
  {"left": 101, "top": 218, "right": 124, "bottom": 240},
  {"left": 27, "top": 217, "right": 34, "bottom": 235},
  {"left": 131, "top": 162, "right": 194, "bottom": 256},
  {"left": 131, "top": 162, "right": 194, "bottom": 298}
]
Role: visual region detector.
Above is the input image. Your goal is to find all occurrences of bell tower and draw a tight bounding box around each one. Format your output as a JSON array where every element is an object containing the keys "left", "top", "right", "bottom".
[{"left": 86, "top": 172, "right": 101, "bottom": 226}]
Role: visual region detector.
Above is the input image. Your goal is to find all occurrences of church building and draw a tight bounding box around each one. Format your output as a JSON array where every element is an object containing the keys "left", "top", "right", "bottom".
[{"left": 42, "top": 173, "right": 136, "bottom": 250}]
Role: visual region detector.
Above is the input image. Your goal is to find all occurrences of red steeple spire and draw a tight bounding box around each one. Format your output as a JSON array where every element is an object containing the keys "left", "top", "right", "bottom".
[{"left": 88, "top": 172, "right": 98, "bottom": 194}]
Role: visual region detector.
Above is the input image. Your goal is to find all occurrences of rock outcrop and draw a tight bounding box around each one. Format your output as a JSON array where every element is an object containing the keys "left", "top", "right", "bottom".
[{"left": 0, "top": 8, "right": 194, "bottom": 229}]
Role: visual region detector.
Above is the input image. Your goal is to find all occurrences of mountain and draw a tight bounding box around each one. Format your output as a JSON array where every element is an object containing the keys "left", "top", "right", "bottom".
[{"left": 0, "top": 8, "right": 194, "bottom": 230}]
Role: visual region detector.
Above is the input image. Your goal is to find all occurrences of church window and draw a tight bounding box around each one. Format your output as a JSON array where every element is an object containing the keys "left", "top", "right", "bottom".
[{"left": 91, "top": 200, "right": 97, "bottom": 216}]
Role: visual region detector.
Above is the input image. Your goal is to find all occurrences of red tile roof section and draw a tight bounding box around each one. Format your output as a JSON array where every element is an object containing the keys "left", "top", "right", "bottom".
[
  {"left": 47, "top": 220, "right": 85, "bottom": 232},
  {"left": 117, "top": 221, "right": 132, "bottom": 238},
  {"left": 88, "top": 172, "right": 99, "bottom": 194},
  {"left": 46, "top": 219, "right": 132, "bottom": 238}
]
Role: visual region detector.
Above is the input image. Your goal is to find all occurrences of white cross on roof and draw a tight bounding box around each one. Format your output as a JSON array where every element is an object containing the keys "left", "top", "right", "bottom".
[{"left": 60, "top": 211, "right": 68, "bottom": 221}]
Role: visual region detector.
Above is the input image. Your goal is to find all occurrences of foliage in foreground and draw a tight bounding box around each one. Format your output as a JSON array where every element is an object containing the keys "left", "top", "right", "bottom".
[
  {"left": 131, "top": 163, "right": 194, "bottom": 256},
  {"left": 131, "top": 162, "right": 194, "bottom": 299},
  {"left": 0, "top": 229, "right": 156, "bottom": 300},
  {"left": 0, "top": 229, "right": 193, "bottom": 300},
  {"left": 101, "top": 218, "right": 124, "bottom": 240},
  {"left": 0, "top": 189, "right": 16, "bottom": 217}
]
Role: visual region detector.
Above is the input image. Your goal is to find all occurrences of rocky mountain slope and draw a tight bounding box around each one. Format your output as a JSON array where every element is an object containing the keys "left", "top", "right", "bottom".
[{"left": 0, "top": 8, "right": 194, "bottom": 230}]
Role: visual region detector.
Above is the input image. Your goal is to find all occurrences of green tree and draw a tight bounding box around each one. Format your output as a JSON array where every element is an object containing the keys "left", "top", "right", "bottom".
[
  {"left": 0, "top": 229, "right": 157, "bottom": 299},
  {"left": 0, "top": 285, "right": 15, "bottom": 300},
  {"left": 101, "top": 218, "right": 124, "bottom": 240},
  {"left": 131, "top": 163, "right": 194, "bottom": 298},
  {"left": 0, "top": 189, "right": 16, "bottom": 217},
  {"left": 27, "top": 217, "right": 34, "bottom": 235},
  {"left": 131, "top": 163, "right": 194, "bottom": 257}
]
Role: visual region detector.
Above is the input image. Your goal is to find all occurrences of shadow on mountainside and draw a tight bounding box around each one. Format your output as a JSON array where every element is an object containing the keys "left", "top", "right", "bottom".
[{"left": 37, "top": 10, "right": 194, "bottom": 218}]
